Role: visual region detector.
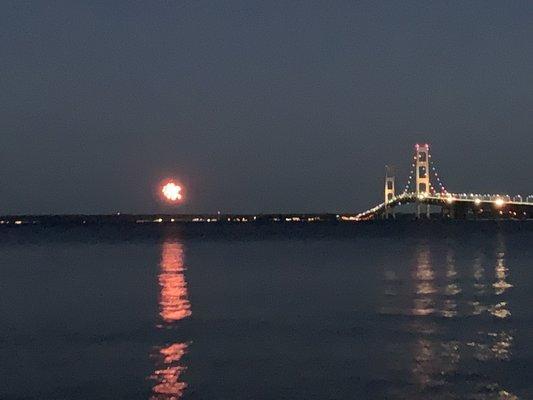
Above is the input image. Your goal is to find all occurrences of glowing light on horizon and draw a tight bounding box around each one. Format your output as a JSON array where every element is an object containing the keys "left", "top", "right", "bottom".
[
  {"left": 495, "top": 198, "right": 505, "bottom": 208},
  {"left": 162, "top": 182, "right": 183, "bottom": 202}
]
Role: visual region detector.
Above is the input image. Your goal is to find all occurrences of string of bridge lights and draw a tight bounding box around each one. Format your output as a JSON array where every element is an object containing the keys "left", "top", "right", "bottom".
[
  {"left": 429, "top": 154, "right": 448, "bottom": 194},
  {"left": 403, "top": 154, "right": 417, "bottom": 194}
]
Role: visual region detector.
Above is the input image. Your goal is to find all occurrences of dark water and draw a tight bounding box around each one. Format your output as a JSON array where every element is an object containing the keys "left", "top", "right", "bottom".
[{"left": 1, "top": 222, "right": 533, "bottom": 399}]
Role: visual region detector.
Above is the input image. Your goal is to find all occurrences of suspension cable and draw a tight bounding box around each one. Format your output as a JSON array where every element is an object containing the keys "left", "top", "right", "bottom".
[
  {"left": 403, "top": 152, "right": 416, "bottom": 194},
  {"left": 429, "top": 153, "right": 448, "bottom": 194}
]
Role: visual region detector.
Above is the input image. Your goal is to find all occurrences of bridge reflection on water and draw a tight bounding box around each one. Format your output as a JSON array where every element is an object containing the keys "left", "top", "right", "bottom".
[{"left": 380, "top": 235, "right": 517, "bottom": 399}]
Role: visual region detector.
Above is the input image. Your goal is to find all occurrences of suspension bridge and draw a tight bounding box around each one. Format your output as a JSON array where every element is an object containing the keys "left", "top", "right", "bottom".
[{"left": 352, "top": 144, "right": 533, "bottom": 221}]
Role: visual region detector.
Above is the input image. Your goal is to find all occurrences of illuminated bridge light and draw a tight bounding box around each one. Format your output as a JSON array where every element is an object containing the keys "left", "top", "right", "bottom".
[
  {"left": 474, "top": 198, "right": 481, "bottom": 206},
  {"left": 495, "top": 198, "right": 505, "bottom": 208}
]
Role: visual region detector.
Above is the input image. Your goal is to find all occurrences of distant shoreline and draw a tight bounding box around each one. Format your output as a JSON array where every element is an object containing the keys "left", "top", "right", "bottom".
[{"left": 1, "top": 213, "right": 532, "bottom": 226}]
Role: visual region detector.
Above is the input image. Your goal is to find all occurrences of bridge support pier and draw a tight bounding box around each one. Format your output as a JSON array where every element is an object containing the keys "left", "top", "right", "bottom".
[
  {"left": 442, "top": 205, "right": 453, "bottom": 219},
  {"left": 416, "top": 203, "right": 431, "bottom": 219}
]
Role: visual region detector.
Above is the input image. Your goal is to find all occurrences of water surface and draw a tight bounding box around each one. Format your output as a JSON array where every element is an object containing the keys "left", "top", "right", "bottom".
[{"left": 1, "top": 223, "right": 533, "bottom": 399}]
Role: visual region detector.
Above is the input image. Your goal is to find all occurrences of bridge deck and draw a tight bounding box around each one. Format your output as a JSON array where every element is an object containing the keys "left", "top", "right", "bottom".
[{"left": 352, "top": 193, "right": 533, "bottom": 221}]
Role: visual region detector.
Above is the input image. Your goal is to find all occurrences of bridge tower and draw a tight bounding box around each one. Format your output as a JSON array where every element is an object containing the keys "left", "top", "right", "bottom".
[
  {"left": 415, "top": 144, "right": 431, "bottom": 218},
  {"left": 384, "top": 165, "right": 395, "bottom": 219}
]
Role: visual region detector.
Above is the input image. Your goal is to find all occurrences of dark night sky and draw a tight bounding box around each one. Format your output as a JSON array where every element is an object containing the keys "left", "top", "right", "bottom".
[{"left": 1, "top": 1, "right": 532, "bottom": 214}]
